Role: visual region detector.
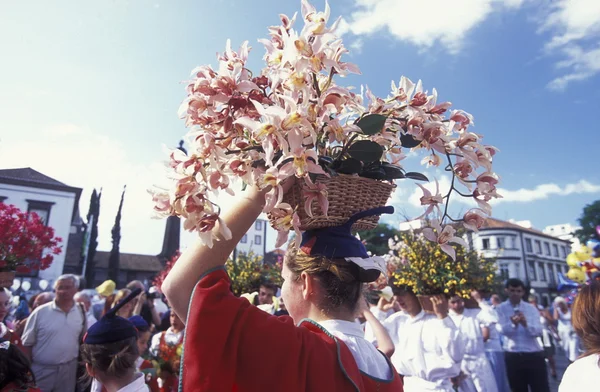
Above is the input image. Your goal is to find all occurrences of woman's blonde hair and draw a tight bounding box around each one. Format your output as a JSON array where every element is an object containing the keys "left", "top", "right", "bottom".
[{"left": 285, "top": 242, "right": 362, "bottom": 314}]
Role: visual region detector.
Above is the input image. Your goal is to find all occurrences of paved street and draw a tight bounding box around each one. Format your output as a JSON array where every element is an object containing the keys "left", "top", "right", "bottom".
[{"left": 549, "top": 349, "right": 570, "bottom": 392}]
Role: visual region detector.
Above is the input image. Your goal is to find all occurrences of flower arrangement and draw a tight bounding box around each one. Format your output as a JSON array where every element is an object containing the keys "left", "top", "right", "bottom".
[
  {"left": 225, "top": 252, "right": 283, "bottom": 297},
  {"left": 152, "top": 251, "right": 181, "bottom": 292},
  {"left": 152, "top": 0, "right": 500, "bottom": 253},
  {"left": 0, "top": 203, "right": 62, "bottom": 273},
  {"left": 388, "top": 232, "right": 498, "bottom": 297}
]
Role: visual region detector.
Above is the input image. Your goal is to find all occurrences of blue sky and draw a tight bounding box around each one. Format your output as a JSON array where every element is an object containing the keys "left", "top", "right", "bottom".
[{"left": 1, "top": 0, "right": 599, "bottom": 255}]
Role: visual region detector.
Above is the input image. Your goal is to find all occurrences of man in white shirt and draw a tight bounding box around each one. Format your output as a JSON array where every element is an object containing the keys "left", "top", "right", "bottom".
[
  {"left": 448, "top": 295, "right": 498, "bottom": 392},
  {"left": 377, "top": 286, "right": 466, "bottom": 391},
  {"left": 22, "top": 274, "right": 86, "bottom": 392},
  {"left": 496, "top": 278, "right": 550, "bottom": 392}
]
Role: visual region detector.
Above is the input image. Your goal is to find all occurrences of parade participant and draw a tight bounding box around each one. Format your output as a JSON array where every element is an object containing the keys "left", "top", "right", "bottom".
[
  {"left": 149, "top": 312, "right": 183, "bottom": 392},
  {"left": 471, "top": 290, "right": 510, "bottom": 392},
  {"left": 553, "top": 296, "right": 579, "bottom": 363},
  {"left": 22, "top": 274, "right": 86, "bottom": 392},
  {"left": 448, "top": 295, "right": 498, "bottom": 392},
  {"left": 0, "top": 338, "right": 40, "bottom": 392},
  {"left": 0, "top": 288, "right": 21, "bottom": 348},
  {"left": 83, "top": 289, "right": 149, "bottom": 392},
  {"left": 162, "top": 184, "right": 404, "bottom": 391},
  {"left": 560, "top": 281, "right": 600, "bottom": 391},
  {"left": 497, "top": 278, "right": 549, "bottom": 392},
  {"left": 380, "top": 284, "right": 466, "bottom": 391},
  {"left": 128, "top": 317, "right": 159, "bottom": 392}
]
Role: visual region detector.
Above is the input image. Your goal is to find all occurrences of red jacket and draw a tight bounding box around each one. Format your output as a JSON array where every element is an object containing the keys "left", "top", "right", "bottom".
[{"left": 181, "top": 267, "right": 403, "bottom": 391}]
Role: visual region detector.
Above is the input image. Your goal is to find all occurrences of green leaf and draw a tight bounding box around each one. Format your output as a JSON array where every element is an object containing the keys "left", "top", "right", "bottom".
[
  {"left": 347, "top": 140, "right": 384, "bottom": 164},
  {"left": 361, "top": 167, "right": 387, "bottom": 180},
  {"left": 405, "top": 172, "right": 429, "bottom": 182},
  {"left": 381, "top": 163, "right": 406, "bottom": 180},
  {"left": 337, "top": 158, "right": 363, "bottom": 175},
  {"left": 400, "top": 133, "right": 422, "bottom": 148},
  {"left": 356, "top": 114, "right": 388, "bottom": 135}
]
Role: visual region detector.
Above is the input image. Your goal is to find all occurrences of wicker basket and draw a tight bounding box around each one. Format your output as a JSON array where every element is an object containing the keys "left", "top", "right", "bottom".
[{"left": 270, "top": 173, "right": 395, "bottom": 231}]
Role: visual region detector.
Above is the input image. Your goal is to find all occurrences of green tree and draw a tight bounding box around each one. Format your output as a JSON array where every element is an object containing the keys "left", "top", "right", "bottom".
[
  {"left": 355, "top": 223, "right": 401, "bottom": 256},
  {"left": 575, "top": 200, "right": 600, "bottom": 243}
]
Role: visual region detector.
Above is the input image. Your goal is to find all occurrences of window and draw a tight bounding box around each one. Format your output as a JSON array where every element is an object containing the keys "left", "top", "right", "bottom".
[
  {"left": 255, "top": 220, "right": 263, "bottom": 231},
  {"left": 0, "top": 196, "right": 6, "bottom": 203},
  {"left": 535, "top": 240, "right": 542, "bottom": 254},
  {"left": 553, "top": 244, "right": 559, "bottom": 257},
  {"left": 528, "top": 261, "right": 537, "bottom": 281},
  {"left": 240, "top": 234, "right": 247, "bottom": 244},
  {"left": 548, "top": 264, "right": 556, "bottom": 284},
  {"left": 482, "top": 238, "right": 490, "bottom": 250},
  {"left": 561, "top": 246, "right": 567, "bottom": 258},
  {"left": 525, "top": 238, "right": 533, "bottom": 253},
  {"left": 254, "top": 235, "right": 262, "bottom": 245},
  {"left": 497, "top": 237, "right": 505, "bottom": 249},
  {"left": 499, "top": 264, "right": 510, "bottom": 280},
  {"left": 544, "top": 242, "right": 551, "bottom": 255},
  {"left": 26, "top": 200, "right": 54, "bottom": 226},
  {"left": 538, "top": 262, "right": 546, "bottom": 281}
]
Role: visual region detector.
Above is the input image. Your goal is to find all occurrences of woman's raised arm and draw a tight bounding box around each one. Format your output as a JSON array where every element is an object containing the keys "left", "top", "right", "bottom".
[{"left": 162, "top": 186, "right": 266, "bottom": 321}]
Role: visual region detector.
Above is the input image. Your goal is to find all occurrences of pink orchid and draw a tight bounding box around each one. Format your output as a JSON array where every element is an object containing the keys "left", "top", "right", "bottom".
[
  {"left": 270, "top": 203, "right": 302, "bottom": 247},
  {"left": 302, "top": 177, "right": 329, "bottom": 217},
  {"left": 279, "top": 129, "right": 327, "bottom": 178},
  {"left": 415, "top": 180, "right": 443, "bottom": 219},
  {"left": 450, "top": 110, "right": 474, "bottom": 130},
  {"left": 463, "top": 209, "right": 487, "bottom": 232},
  {"left": 422, "top": 220, "right": 467, "bottom": 260}
]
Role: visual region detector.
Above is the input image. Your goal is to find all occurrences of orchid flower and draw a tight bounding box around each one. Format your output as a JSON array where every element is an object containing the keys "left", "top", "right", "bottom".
[
  {"left": 302, "top": 176, "right": 329, "bottom": 217},
  {"left": 422, "top": 220, "right": 467, "bottom": 260}
]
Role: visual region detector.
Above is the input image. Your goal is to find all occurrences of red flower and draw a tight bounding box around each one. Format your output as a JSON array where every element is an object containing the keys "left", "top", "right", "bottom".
[{"left": 0, "top": 203, "right": 62, "bottom": 272}]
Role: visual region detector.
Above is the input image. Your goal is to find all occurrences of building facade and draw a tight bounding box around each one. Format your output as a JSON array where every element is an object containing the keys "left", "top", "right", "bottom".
[
  {"left": 236, "top": 218, "right": 268, "bottom": 257},
  {"left": 543, "top": 223, "right": 582, "bottom": 252},
  {"left": 470, "top": 218, "right": 571, "bottom": 306},
  {"left": 0, "top": 168, "right": 83, "bottom": 287}
]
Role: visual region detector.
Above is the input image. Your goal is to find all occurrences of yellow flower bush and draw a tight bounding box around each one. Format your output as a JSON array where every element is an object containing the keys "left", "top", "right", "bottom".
[
  {"left": 225, "top": 251, "right": 283, "bottom": 297},
  {"left": 389, "top": 233, "right": 500, "bottom": 297}
]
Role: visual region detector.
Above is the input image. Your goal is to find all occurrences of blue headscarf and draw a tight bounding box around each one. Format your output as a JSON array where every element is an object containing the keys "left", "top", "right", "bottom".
[{"left": 300, "top": 206, "right": 394, "bottom": 282}]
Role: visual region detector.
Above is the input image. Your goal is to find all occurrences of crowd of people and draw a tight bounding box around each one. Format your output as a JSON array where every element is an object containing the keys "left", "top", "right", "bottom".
[
  {"left": 0, "top": 267, "right": 595, "bottom": 391},
  {"left": 0, "top": 189, "right": 595, "bottom": 392},
  {"left": 0, "top": 275, "right": 185, "bottom": 392}
]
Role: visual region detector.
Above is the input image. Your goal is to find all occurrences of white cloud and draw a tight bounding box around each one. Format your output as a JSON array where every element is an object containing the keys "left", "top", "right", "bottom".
[
  {"left": 349, "top": 38, "right": 364, "bottom": 54},
  {"left": 343, "top": 0, "right": 523, "bottom": 53},
  {"left": 0, "top": 124, "right": 282, "bottom": 255},
  {"left": 0, "top": 124, "right": 168, "bottom": 255},
  {"left": 538, "top": 0, "right": 600, "bottom": 90},
  {"left": 496, "top": 179, "right": 600, "bottom": 202}
]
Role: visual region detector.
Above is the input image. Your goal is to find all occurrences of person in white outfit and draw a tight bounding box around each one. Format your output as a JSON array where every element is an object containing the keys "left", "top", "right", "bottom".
[
  {"left": 376, "top": 285, "right": 467, "bottom": 391},
  {"left": 473, "top": 292, "right": 511, "bottom": 392},
  {"left": 553, "top": 296, "right": 579, "bottom": 362},
  {"left": 559, "top": 281, "right": 600, "bottom": 392},
  {"left": 448, "top": 295, "right": 498, "bottom": 392}
]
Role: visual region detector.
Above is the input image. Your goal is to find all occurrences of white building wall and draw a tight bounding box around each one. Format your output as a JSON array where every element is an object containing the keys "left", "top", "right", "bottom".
[
  {"left": 235, "top": 218, "right": 267, "bottom": 257},
  {"left": 0, "top": 183, "right": 76, "bottom": 284},
  {"left": 472, "top": 227, "right": 570, "bottom": 295}
]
